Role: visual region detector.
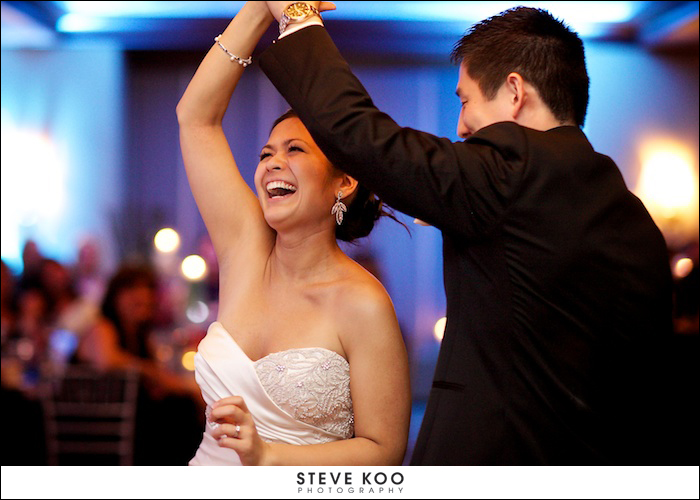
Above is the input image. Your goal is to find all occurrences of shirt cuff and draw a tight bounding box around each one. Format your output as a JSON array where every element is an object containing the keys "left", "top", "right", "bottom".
[{"left": 278, "top": 18, "right": 324, "bottom": 39}]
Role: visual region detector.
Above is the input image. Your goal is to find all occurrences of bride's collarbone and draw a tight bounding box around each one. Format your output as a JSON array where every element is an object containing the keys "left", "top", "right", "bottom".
[
  {"left": 231, "top": 278, "right": 343, "bottom": 312},
  {"left": 218, "top": 274, "right": 356, "bottom": 358},
  {"left": 220, "top": 300, "right": 342, "bottom": 358}
]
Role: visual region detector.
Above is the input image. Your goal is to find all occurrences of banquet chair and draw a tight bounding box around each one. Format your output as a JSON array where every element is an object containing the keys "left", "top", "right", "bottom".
[{"left": 41, "top": 366, "right": 140, "bottom": 466}]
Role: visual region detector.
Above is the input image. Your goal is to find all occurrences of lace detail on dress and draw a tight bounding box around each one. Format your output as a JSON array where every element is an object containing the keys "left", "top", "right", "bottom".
[{"left": 254, "top": 349, "right": 354, "bottom": 440}]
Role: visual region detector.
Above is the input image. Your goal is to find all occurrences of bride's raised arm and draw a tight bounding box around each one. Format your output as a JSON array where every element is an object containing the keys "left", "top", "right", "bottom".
[{"left": 176, "top": 2, "right": 274, "bottom": 265}]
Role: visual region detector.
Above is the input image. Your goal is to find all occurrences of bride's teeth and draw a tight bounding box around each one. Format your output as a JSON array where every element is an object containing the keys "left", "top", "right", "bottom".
[{"left": 266, "top": 181, "right": 297, "bottom": 193}]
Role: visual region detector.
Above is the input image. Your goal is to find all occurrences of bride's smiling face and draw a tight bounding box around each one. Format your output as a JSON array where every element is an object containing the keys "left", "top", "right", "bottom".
[{"left": 254, "top": 117, "right": 339, "bottom": 232}]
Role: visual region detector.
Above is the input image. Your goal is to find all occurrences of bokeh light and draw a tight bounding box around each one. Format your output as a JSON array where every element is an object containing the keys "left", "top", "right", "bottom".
[
  {"left": 181, "top": 351, "right": 196, "bottom": 371},
  {"left": 181, "top": 255, "right": 206, "bottom": 281},
  {"left": 186, "top": 300, "right": 210, "bottom": 324},
  {"left": 434, "top": 317, "right": 447, "bottom": 342},
  {"left": 154, "top": 228, "right": 180, "bottom": 253},
  {"left": 637, "top": 149, "right": 696, "bottom": 215},
  {"left": 635, "top": 139, "right": 699, "bottom": 245},
  {"left": 673, "top": 257, "right": 694, "bottom": 279}
]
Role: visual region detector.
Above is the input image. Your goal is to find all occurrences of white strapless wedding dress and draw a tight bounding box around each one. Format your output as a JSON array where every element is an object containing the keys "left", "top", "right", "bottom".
[{"left": 189, "top": 321, "right": 354, "bottom": 465}]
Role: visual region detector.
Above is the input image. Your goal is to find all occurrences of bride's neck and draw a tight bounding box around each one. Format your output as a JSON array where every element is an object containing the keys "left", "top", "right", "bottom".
[{"left": 270, "top": 227, "right": 345, "bottom": 284}]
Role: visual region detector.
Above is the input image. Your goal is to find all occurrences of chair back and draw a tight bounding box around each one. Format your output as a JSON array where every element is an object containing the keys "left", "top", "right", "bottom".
[{"left": 41, "top": 366, "right": 139, "bottom": 465}]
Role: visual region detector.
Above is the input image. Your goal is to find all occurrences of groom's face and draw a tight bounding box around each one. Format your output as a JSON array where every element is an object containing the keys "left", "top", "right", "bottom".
[{"left": 455, "top": 63, "right": 513, "bottom": 139}]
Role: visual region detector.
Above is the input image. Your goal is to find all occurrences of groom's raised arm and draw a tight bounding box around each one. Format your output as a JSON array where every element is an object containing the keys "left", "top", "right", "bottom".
[{"left": 259, "top": 23, "right": 527, "bottom": 238}]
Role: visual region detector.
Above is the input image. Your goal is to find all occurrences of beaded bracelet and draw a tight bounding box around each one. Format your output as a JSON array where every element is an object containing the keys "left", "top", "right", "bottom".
[{"left": 214, "top": 35, "right": 252, "bottom": 67}]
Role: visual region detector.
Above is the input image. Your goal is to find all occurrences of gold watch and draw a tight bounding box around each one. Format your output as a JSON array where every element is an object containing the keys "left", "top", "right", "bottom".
[{"left": 279, "top": 2, "right": 320, "bottom": 35}]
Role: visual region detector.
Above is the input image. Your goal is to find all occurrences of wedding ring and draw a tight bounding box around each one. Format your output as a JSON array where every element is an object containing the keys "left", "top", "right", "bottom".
[{"left": 233, "top": 425, "right": 241, "bottom": 438}]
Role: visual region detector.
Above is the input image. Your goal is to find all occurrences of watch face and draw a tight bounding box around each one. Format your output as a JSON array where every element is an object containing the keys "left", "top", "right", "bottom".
[{"left": 286, "top": 3, "right": 313, "bottom": 20}]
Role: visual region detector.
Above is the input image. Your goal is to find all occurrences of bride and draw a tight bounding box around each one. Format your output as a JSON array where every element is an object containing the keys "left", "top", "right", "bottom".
[{"left": 176, "top": 1, "right": 411, "bottom": 465}]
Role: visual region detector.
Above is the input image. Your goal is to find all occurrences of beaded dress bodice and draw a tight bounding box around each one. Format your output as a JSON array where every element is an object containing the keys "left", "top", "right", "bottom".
[
  {"left": 254, "top": 348, "right": 354, "bottom": 441},
  {"left": 189, "top": 322, "right": 354, "bottom": 465}
]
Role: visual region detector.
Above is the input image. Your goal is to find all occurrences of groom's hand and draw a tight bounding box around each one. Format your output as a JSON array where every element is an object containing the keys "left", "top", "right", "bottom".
[{"left": 265, "top": 1, "right": 336, "bottom": 22}]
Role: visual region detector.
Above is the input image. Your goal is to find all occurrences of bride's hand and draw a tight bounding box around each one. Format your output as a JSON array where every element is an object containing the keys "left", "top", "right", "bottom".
[{"left": 210, "top": 396, "right": 270, "bottom": 466}]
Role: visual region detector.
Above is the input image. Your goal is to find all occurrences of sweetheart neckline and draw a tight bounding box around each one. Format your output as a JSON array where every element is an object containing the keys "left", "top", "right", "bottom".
[{"left": 211, "top": 321, "right": 349, "bottom": 366}]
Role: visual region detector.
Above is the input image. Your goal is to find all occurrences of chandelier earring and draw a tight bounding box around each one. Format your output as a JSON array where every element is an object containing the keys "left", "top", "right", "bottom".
[{"left": 331, "top": 191, "right": 347, "bottom": 226}]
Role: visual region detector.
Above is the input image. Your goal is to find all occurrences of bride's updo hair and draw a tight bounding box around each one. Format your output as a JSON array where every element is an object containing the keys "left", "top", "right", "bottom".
[{"left": 270, "top": 110, "right": 407, "bottom": 243}]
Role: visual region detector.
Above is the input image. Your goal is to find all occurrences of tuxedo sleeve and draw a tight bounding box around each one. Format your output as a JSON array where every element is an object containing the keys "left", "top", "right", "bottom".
[{"left": 259, "top": 26, "right": 528, "bottom": 238}]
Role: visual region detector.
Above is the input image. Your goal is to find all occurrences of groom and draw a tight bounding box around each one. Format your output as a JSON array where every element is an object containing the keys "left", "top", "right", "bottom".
[{"left": 259, "top": 2, "right": 673, "bottom": 464}]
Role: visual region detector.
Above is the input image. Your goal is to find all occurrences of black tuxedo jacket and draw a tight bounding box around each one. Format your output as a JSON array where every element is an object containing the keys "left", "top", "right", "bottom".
[{"left": 260, "top": 26, "right": 674, "bottom": 464}]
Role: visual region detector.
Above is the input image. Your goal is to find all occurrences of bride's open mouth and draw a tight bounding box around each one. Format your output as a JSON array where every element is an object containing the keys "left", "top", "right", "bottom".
[{"left": 266, "top": 180, "right": 297, "bottom": 200}]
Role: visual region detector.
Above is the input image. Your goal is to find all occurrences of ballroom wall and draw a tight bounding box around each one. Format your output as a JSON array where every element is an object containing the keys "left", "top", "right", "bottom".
[
  {"left": 2, "top": 35, "right": 698, "bottom": 399},
  {"left": 1, "top": 45, "right": 126, "bottom": 272}
]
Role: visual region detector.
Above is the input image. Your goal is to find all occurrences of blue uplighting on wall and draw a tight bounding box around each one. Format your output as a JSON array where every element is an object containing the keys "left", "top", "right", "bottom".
[{"left": 53, "top": 1, "right": 644, "bottom": 38}]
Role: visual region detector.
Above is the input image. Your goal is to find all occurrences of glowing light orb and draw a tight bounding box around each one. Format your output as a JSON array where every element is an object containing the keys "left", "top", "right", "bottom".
[
  {"left": 434, "top": 317, "right": 447, "bottom": 342},
  {"left": 636, "top": 149, "right": 696, "bottom": 216},
  {"left": 186, "top": 300, "right": 210, "bottom": 324},
  {"left": 181, "top": 255, "right": 207, "bottom": 281},
  {"left": 673, "top": 257, "right": 694, "bottom": 280},
  {"left": 154, "top": 228, "right": 180, "bottom": 253},
  {"left": 181, "top": 351, "right": 196, "bottom": 371}
]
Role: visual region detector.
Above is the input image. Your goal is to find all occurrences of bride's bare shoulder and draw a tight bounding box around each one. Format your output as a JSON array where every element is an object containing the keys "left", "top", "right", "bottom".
[
  {"left": 335, "top": 259, "right": 398, "bottom": 324},
  {"left": 330, "top": 259, "right": 403, "bottom": 364}
]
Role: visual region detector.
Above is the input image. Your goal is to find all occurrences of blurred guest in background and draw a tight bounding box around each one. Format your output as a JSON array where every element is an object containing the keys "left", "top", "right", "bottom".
[
  {"left": 1, "top": 260, "right": 46, "bottom": 465},
  {"left": 75, "top": 263, "right": 202, "bottom": 465},
  {"left": 76, "top": 264, "right": 158, "bottom": 374},
  {"left": 39, "top": 259, "right": 100, "bottom": 351},
  {"left": 12, "top": 284, "right": 52, "bottom": 389},
  {"left": 72, "top": 237, "right": 108, "bottom": 305},
  {"left": 5, "top": 257, "right": 97, "bottom": 382},
  {"left": 1, "top": 260, "right": 18, "bottom": 347},
  {"left": 17, "top": 240, "right": 44, "bottom": 294}
]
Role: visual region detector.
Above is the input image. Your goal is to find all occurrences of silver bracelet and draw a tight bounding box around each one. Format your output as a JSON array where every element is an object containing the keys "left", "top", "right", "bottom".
[{"left": 214, "top": 35, "right": 252, "bottom": 67}]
